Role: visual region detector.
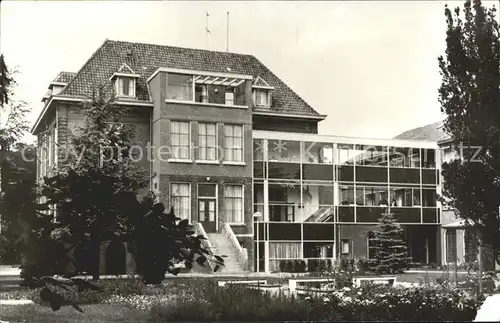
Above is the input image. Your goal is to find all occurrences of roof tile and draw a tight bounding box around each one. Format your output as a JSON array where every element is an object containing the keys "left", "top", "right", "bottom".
[
  {"left": 59, "top": 40, "right": 320, "bottom": 116},
  {"left": 53, "top": 71, "right": 77, "bottom": 84},
  {"left": 394, "top": 121, "right": 451, "bottom": 142}
]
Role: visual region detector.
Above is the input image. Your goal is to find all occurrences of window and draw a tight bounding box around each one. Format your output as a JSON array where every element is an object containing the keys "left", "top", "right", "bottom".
[
  {"left": 422, "top": 149, "right": 436, "bottom": 168},
  {"left": 49, "top": 128, "right": 56, "bottom": 167},
  {"left": 355, "top": 145, "right": 387, "bottom": 166},
  {"left": 337, "top": 144, "right": 355, "bottom": 165},
  {"left": 198, "top": 123, "right": 217, "bottom": 161},
  {"left": 224, "top": 185, "right": 243, "bottom": 223},
  {"left": 422, "top": 189, "right": 436, "bottom": 207},
  {"left": 303, "top": 142, "right": 333, "bottom": 164},
  {"left": 390, "top": 187, "right": 421, "bottom": 207},
  {"left": 225, "top": 88, "right": 235, "bottom": 105},
  {"left": 389, "top": 147, "right": 420, "bottom": 168},
  {"left": 269, "top": 242, "right": 302, "bottom": 258},
  {"left": 268, "top": 140, "right": 301, "bottom": 162},
  {"left": 170, "top": 121, "right": 190, "bottom": 159},
  {"left": 195, "top": 82, "right": 246, "bottom": 106},
  {"left": 224, "top": 125, "right": 243, "bottom": 162},
  {"left": 356, "top": 186, "right": 389, "bottom": 206},
  {"left": 170, "top": 183, "right": 191, "bottom": 221},
  {"left": 254, "top": 89, "right": 270, "bottom": 107},
  {"left": 195, "top": 85, "right": 208, "bottom": 103},
  {"left": 341, "top": 239, "right": 350, "bottom": 254},
  {"left": 167, "top": 74, "right": 193, "bottom": 101},
  {"left": 446, "top": 230, "right": 457, "bottom": 263},
  {"left": 367, "top": 232, "right": 376, "bottom": 259},
  {"left": 340, "top": 185, "right": 355, "bottom": 205},
  {"left": 116, "top": 77, "right": 135, "bottom": 97}
]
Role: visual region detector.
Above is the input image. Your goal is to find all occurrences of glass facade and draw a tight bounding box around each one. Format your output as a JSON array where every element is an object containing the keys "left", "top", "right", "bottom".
[
  {"left": 252, "top": 136, "right": 440, "bottom": 272},
  {"left": 253, "top": 138, "right": 439, "bottom": 225}
]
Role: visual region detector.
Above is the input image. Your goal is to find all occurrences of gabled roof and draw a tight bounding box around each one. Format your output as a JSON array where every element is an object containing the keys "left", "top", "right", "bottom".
[
  {"left": 117, "top": 63, "right": 136, "bottom": 75},
  {"left": 58, "top": 39, "right": 322, "bottom": 117},
  {"left": 394, "top": 121, "right": 451, "bottom": 143},
  {"left": 253, "top": 76, "right": 273, "bottom": 89}
]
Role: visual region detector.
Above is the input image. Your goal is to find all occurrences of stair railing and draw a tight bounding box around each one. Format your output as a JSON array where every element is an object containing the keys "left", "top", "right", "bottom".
[
  {"left": 222, "top": 223, "right": 249, "bottom": 271},
  {"left": 194, "top": 222, "right": 215, "bottom": 270}
]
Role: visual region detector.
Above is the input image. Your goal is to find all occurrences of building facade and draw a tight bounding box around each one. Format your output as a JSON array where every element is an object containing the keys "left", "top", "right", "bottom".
[
  {"left": 32, "top": 40, "right": 442, "bottom": 274},
  {"left": 253, "top": 131, "right": 440, "bottom": 272}
]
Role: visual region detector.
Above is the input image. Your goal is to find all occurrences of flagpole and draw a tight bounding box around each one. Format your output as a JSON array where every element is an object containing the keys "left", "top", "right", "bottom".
[
  {"left": 205, "top": 11, "right": 209, "bottom": 50},
  {"left": 226, "top": 12, "right": 229, "bottom": 52}
]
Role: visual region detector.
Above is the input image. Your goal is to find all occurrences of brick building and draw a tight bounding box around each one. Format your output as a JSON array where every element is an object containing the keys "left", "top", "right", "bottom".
[{"left": 32, "top": 40, "right": 441, "bottom": 274}]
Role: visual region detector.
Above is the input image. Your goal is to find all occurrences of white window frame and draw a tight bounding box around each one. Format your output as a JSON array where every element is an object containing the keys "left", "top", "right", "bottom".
[
  {"left": 197, "top": 122, "right": 218, "bottom": 162},
  {"left": 170, "top": 182, "right": 191, "bottom": 222},
  {"left": 253, "top": 89, "right": 271, "bottom": 108},
  {"left": 115, "top": 77, "right": 136, "bottom": 98},
  {"left": 166, "top": 72, "right": 248, "bottom": 108},
  {"left": 223, "top": 124, "right": 244, "bottom": 164},
  {"left": 224, "top": 184, "right": 244, "bottom": 224},
  {"left": 341, "top": 239, "right": 350, "bottom": 255},
  {"left": 445, "top": 229, "right": 457, "bottom": 264},
  {"left": 167, "top": 73, "right": 194, "bottom": 101},
  {"left": 197, "top": 183, "right": 218, "bottom": 230},
  {"left": 169, "top": 121, "right": 191, "bottom": 161}
]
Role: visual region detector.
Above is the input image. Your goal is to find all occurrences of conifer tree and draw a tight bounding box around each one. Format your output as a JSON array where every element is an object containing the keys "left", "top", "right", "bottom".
[
  {"left": 438, "top": 0, "right": 500, "bottom": 269},
  {"left": 369, "top": 212, "right": 409, "bottom": 274}
]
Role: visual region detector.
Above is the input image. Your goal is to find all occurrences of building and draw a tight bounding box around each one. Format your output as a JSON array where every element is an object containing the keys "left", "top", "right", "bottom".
[
  {"left": 395, "top": 121, "right": 478, "bottom": 267},
  {"left": 32, "top": 39, "right": 442, "bottom": 274}
]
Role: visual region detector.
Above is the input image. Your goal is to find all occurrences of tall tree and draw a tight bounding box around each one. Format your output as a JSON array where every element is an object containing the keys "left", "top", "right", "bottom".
[
  {"left": 36, "top": 86, "right": 150, "bottom": 280},
  {"left": 0, "top": 144, "right": 38, "bottom": 265},
  {"left": 0, "top": 56, "right": 34, "bottom": 266},
  {"left": 0, "top": 54, "right": 12, "bottom": 107},
  {"left": 368, "top": 213, "right": 409, "bottom": 274},
  {"left": 0, "top": 55, "right": 29, "bottom": 153},
  {"left": 438, "top": 0, "right": 500, "bottom": 268}
]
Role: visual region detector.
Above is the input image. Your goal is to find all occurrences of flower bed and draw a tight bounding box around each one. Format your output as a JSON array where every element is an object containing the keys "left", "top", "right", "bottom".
[
  {"left": 324, "top": 284, "right": 480, "bottom": 321},
  {"left": 1, "top": 277, "right": 484, "bottom": 321},
  {"left": 151, "top": 281, "right": 482, "bottom": 321}
]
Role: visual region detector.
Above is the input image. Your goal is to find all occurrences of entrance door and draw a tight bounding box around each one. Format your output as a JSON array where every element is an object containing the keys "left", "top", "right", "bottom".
[
  {"left": 199, "top": 199, "right": 216, "bottom": 232},
  {"left": 198, "top": 184, "right": 217, "bottom": 233}
]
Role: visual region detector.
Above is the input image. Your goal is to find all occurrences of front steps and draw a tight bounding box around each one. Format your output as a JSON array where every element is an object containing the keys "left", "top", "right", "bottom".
[{"left": 206, "top": 233, "right": 246, "bottom": 274}]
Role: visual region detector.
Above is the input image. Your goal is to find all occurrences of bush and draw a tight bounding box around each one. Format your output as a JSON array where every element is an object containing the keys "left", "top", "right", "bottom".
[
  {"left": 326, "top": 284, "right": 480, "bottom": 321},
  {"left": 278, "top": 260, "right": 306, "bottom": 273},
  {"left": 149, "top": 281, "right": 481, "bottom": 322},
  {"left": 151, "top": 282, "right": 341, "bottom": 322},
  {"left": 356, "top": 258, "right": 372, "bottom": 273}
]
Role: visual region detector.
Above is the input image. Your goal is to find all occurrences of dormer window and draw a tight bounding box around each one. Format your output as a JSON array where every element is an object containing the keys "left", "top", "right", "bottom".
[
  {"left": 252, "top": 76, "right": 273, "bottom": 109},
  {"left": 116, "top": 77, "right": 136, "bottom": 97},
  {"left": 110, "top": 63, "right": 140, "bottom": 99},
  {"left": 51, "top": 85, "right": 65, "bottom": 95},
  {"left": 254, "top": 89, "right": 270, "bottom": 107}
]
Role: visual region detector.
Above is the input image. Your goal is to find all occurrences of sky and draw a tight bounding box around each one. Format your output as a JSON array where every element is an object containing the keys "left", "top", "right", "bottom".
[{"left": 1, "top": 0, "right": 498, "bottom": 143}]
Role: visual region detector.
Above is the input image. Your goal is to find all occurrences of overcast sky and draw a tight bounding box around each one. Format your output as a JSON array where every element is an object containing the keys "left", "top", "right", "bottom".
[{"left": 1, "top": 0, "right": 498, "bottom": 143}]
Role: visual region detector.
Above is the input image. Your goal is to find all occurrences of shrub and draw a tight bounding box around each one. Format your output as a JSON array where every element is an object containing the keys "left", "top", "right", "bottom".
[
  {"left": 151, "top": 282, "right": 341, "bottom": 322},
  {"left": 325, "top": 284, "right": 480, "bottom": 321},
  {"left": 295, "top": 260, "right": 307, "bottom": 273},
  {"left": 307, "top": 259, "right": 319, "bottom": 272},
  {"left": 356, "top": 258, "right": 372, "bottom": 273},
  {"left": 149, "top": 280, "right": 481, "bottom": 322}
]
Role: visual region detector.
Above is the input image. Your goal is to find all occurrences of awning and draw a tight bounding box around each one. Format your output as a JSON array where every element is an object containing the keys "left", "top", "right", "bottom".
[{"left": 194, "top": 75, "right": 246, "bottom": 87}]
